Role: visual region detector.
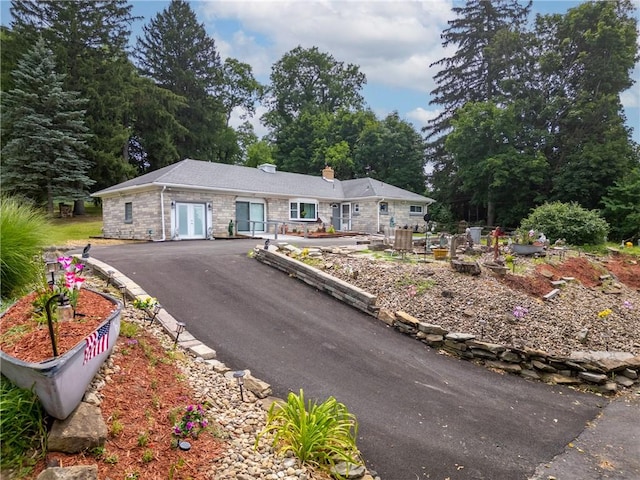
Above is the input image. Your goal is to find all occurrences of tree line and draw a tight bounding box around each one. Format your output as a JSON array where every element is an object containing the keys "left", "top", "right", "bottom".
[{"left": 1, "top": 0, "right": 638, "bottom": 241}]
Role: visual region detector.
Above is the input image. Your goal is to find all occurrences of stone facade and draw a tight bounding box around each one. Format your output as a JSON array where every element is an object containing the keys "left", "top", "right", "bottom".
[{"left": 100, "top": 188, "right": 431, "bottom": 241}]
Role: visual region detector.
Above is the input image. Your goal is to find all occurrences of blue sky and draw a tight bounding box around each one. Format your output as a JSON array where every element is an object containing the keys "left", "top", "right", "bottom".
[{"left": 2, "top": 1, "right": 638, "bottom": 142}]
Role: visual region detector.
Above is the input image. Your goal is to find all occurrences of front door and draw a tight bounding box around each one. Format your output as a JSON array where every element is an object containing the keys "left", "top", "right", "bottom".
[
  {"left": 331, "top": 204, "right": 340, "bottom": 230},
  {"left": 341, "top": 203, "right": 351, "bottom": 231},
  {"left": 176, "top": 203, "right": 206, "bottom": 239}
]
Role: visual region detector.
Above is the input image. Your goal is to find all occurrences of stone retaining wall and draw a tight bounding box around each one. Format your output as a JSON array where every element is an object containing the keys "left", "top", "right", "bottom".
[
  {"left": 254, "top": 246, "right": 640, "bottom": 394},
  {"left": 254, "top": 248, "right": 378, "bottom": 316}
]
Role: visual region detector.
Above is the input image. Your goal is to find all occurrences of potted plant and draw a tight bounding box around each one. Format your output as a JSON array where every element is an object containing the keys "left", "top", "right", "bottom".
[
  {"left": 511, "top": 228, "right": 545, "bottom": 255},
  {"left": 0, "top": 256, "right": 122, "bottom": 419}
]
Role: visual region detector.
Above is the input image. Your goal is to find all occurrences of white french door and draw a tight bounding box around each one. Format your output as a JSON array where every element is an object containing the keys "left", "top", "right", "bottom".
[
  {"left": 176, "top": 203, "right": 206, "bottom": 239},
  {"left": 341, "top": 203, "right": 351, "bottom": 231}
]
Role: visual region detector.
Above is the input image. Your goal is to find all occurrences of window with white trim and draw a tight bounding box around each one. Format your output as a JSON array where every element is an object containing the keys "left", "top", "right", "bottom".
[
  {"left": 124, "top": 202, "right": 133, "bottom": 223},
  {"left": 379, "top": 202, "right": 389, "bottom": 214},
  {"left": 289, "top": 200, "right": 317, "bottom": 221},
  {"left": 409, "top": 205, "right": 423, "bottom": 215}
]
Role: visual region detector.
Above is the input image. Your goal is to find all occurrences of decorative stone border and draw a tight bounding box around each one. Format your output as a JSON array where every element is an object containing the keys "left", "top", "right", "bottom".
[{"left": 254, "top": 246, "right": 640, "bottom": 394}]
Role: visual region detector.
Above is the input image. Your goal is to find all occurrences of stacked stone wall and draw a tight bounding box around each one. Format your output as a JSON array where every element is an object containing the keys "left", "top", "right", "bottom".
[{"left": 254, "top": 245, "right": 640, "bottom": 394}]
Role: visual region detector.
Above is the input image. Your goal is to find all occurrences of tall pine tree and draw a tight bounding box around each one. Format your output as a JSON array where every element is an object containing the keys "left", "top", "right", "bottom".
[
  {"left": 1, "top": 38, "right": 94, "bottom": 214},
  {"left": 135, "top": 0, "right": 226, "bottom": 161},
  {"left": 425, "top": 0, "right": 532, "bottom": 223},
  {"left": 10, "top": 0, "right": 139, "bottom": 197}
]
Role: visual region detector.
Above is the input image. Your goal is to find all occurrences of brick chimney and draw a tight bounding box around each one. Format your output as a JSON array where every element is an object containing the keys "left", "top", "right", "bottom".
[{"left": 322, "top": 165, "right": 334, "bottom": 181}]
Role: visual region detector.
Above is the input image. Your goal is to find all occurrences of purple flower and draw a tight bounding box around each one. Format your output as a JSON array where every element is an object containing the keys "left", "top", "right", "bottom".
[
  {"left": 623, "top": 300, "right": 633, "bottom": 309},
  {"left": 174, "top": 426, "right": 182, "bottom": 434},
  {"left": 186, "top": 421, "right": 194, "bottom": 431},
  {"left": 200, "top": 419, "right": 208, "bottom": 428},
  {"left": 513, "top": 306, "right": 528, "bottom": 319},
  {"left": 186, "top": 405, "right": 194, "bottom": 412}
]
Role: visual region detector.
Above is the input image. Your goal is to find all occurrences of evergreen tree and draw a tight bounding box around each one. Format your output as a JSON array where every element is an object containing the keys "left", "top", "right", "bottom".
[
  {"left": 428, "top": 0, "right": 531, "bottom": 132},
  {"left": 10, "top": 0, "right": 139, "bottom": 195},
  {"left": 127, "top": 76, "right": 188, "bottom": 174},
  {"left": 135, "top": 0, "right": 226, "bottom": 161},
  {"left": 1, "top": 38, "right": 93, "bottom": 214}
]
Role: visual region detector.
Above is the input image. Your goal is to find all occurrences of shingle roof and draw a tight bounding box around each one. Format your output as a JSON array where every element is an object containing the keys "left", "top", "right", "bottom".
[{"left": 93, "top": 159, "right": 434, "bottom": 203}]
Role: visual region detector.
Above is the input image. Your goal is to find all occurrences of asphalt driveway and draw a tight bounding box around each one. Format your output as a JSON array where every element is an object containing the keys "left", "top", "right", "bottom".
[{"left": 90, "top": 239, "right": 604, "bottom": 480}]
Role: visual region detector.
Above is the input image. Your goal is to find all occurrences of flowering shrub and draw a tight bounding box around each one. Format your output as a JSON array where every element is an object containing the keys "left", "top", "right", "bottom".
[
  {"left": 172, "top": 404, "right": 208, "bottom": 439},
  {"left": 132, "top": 297, "right": 157, "bottom": 310}
]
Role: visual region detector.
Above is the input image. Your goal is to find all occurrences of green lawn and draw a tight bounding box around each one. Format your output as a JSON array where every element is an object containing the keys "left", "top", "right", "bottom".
[{"left": 47, "top": 205, "right": 103, "bottom": 245}]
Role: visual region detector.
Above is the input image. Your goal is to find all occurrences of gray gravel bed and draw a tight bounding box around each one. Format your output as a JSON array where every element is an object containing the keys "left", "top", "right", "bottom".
[{"left": 318, "top": 253, "right": 640, "bottom": 357}]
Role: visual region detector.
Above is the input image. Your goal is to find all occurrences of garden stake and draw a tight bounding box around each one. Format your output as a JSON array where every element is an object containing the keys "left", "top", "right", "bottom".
[{"left": 44, "top": 293, "right": 67, "bottom": 358}]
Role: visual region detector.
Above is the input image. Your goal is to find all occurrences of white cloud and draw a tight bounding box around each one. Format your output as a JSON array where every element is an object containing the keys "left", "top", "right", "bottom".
[
  {"left": 406, "top": 107, "right": 440, "bottom": 130},
  {"left": 229, "top": 104, "right": 270, "bottom": 139},
  {"left": 199, "top": 0, "right": 453, "bottom": 93}
]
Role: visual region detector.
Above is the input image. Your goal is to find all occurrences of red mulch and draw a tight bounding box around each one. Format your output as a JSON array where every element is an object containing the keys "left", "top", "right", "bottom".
[
  {"left": 1, "top": 288, "right": 225, "bottom": 479},
  {"left": 0, "top": 289, "right": 117, "bottom": 363},
  {"left": 27, "top": 326, "right": 225, "bottom": 479}
]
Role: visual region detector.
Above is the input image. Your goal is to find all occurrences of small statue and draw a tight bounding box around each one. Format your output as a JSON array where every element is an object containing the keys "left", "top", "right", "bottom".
[
  {"left": 465, "top": 227, "right": 474, "bottom": 248},
  {"left": 228, "top": 219, "right": 234, "bottom": 237}
]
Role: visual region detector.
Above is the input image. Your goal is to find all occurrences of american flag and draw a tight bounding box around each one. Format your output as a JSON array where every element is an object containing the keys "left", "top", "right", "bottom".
[{"left": 84, "top": 321, "right": 111, "bottom": 365}]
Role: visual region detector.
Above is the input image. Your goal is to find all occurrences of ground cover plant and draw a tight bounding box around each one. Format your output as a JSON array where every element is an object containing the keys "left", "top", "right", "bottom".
[
  {"left": 0, "top": 377, "right": 47, "bottom": 477},
  {"left": 256, "top": 389, "right": 361, "bottom": 478}
]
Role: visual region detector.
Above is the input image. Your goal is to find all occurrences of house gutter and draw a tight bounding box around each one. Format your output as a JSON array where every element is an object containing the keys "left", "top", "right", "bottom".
[{"left": 159, "top": 185, "right": 167, "bottom": 241}]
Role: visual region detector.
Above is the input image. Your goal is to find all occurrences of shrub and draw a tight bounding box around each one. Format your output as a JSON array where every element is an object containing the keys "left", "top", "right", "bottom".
[
  {"left": 0, "top": 375, "right": 47, "bottom": 476},
  {"left": 520, "top": 202, "right": 609, "bottom": 245},
  {"left": 0, "top": 196, "right": 51, "bottom": 299},
  {"left": 255, "top": 389, "right": 360, "bottom": 477}
]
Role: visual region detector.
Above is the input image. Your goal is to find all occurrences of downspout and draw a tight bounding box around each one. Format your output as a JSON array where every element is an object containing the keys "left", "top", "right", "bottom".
[
  {"left": 377, "top": 198, "right": 385, "bottom": 233},
  {"left": 159, "top": 186, "right": 167, "bottom": 241}
]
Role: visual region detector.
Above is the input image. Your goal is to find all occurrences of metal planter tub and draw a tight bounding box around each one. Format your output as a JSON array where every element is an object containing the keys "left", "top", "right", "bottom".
[
  {"left": 0, "top": 291, "right": 122, "bottom": 420},
  {"left": 511, "top": 244, "right": 545, "bottom": 255}
]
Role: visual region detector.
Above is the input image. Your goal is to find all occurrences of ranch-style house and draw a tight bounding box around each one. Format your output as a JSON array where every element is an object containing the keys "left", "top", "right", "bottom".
[{"left": 92, "top": 159, "right": 435, "bottom": 241}]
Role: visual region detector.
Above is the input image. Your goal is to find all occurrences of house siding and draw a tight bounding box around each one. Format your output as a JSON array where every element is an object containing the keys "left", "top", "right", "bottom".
[
  {"left": 102, "top": 190, "right": 162, "bottom": 240},
  {"left": 102, "top": 191, "right": 430, "bottom": 240},
  {"left": 95, "top": 161, "right": 433, "bottom": 241}
]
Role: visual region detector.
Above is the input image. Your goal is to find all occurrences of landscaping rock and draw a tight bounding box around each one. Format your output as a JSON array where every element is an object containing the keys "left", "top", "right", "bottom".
[
  {"left": 47, "top": 403, "right": 106, "bottom": 453},
  {"left": 36, "top": 465, "right": 98, "bottom": 480}
]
